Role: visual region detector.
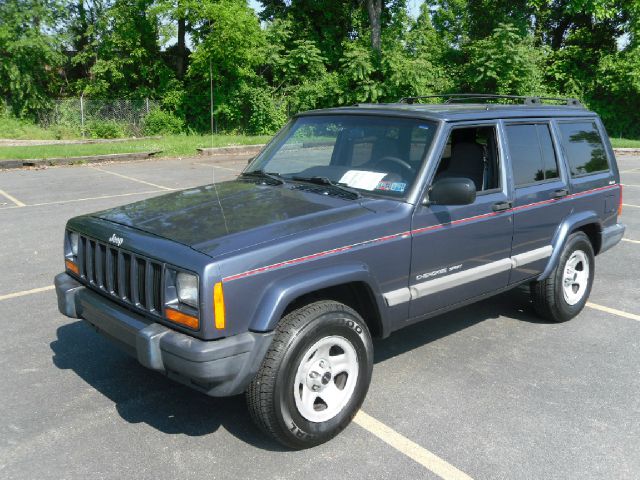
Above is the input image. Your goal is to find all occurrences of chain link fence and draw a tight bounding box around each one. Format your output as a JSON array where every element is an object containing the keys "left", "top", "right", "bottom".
[{"left": 37, "top": 97, "right": 160, "bottom": 138}]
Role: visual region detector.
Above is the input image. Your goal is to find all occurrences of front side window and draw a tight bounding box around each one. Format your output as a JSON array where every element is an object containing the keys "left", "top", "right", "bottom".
[
  {"left": 505, "top": 124, "right": 560, "bottom": 186},
  {"left": 252, "top": 115, "right": 437, "bottom": 197},
  {"left": 433, "top": 126, "right": 500, "bottom": 192},
  {"left": 557, "top": 121, "right": 609, "bottom": 177}
]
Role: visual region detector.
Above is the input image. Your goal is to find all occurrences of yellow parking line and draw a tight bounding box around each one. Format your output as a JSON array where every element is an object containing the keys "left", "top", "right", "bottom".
[
  {"left": 0, "top": 188, "right": 26, "bottom": 207},
  {"left": 354, "top": 411, "right": 473, "bottom": 480},
  {"left": 0, "top": 285, "right": 55, "bottom": 302},
  {"left": 622, "top": 238, "right": 640, "bottom": 244},
  {"left": 0, "top": 190, "right": 163, "bottom": 210},
  {"left": 90, "top": 166, "right": 174, "bottom": 191},
  {"left": 586, "top": 302, "right": 640, "bottom": 322}
]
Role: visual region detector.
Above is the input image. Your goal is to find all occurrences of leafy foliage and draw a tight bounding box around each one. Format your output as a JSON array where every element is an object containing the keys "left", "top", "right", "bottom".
[
  {"left": 0, "top": 0, "right": 639, "bottom": 137},
  {"left": 85, "top": 119, "right": 129, "bottom": 138},
  {"left": 464, "top": 23, "right": 547, "bottom": 95},
  {"left": 142, "top": 108, "right": 185, "bottom": 135}
]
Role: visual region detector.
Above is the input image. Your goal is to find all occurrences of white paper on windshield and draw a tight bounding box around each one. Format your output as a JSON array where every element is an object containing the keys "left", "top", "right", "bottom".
[{"left": 339, "top": 170, "right": 387, "bottom": 191}]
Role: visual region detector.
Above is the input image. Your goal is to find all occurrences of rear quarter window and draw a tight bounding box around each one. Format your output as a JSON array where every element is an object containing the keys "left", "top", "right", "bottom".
[{"left": 557, "top": 121, "right": 609, "bottom": 177}]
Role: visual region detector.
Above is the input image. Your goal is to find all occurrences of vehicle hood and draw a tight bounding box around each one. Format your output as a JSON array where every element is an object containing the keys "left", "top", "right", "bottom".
[{"left": 93, "top": 180, "right": 377, "bottom": 257}]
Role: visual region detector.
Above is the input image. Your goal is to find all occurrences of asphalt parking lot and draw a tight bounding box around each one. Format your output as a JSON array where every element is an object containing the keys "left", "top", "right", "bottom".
[{"left": 1, "top": 153, "right": 639, "bottom": 480}]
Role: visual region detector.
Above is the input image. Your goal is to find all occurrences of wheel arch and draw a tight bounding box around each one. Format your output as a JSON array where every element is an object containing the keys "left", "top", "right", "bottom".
[
  {"left": 248, "top": 263, "right": 387, "bottom": 338},
  {"left": 538, "top": 211, "right": 602, "bottom": 281}
]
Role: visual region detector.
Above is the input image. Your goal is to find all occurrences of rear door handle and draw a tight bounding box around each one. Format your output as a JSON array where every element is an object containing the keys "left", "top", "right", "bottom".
[
  {"left": 492, "top": 201, "right": 512, "bottom": 212},
  {"left": 553, "top": 189, "right": 569, "bottom": 199}
]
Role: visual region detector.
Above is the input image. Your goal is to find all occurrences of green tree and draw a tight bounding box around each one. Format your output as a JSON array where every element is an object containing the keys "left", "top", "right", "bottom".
[
  {"left": 0, "top": 0, "right": 65, "bottom": 118},
  {"left": 74, "top": 0, "right": 173, "bottom": 98},
  {"left": 464, "top": 23, "right": 547, "bottom": 95}
]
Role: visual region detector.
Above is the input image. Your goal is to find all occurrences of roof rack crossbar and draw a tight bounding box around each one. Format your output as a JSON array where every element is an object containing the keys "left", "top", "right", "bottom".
[{"left": 397, "top": 94, "right": 582, "bottom": 107}]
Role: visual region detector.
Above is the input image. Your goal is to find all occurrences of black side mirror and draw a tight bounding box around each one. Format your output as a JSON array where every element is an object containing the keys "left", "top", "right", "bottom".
[
  {"left": 426, "top": 177, "right": 477, "bottom": 206},
  {"left": 247, "top": 156, "right": 255, "bottom": 165}
]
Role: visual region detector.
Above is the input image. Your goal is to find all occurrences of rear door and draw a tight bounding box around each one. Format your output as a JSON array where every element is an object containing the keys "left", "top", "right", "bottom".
[
  {"left": 408, "top": 122, "right": 513, "bottom": 318},
  {"left": 503, "top": 120, "right": 572, "bottom": 284}
]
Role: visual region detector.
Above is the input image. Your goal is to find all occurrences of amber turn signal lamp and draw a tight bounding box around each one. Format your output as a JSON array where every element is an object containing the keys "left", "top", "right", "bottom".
[
  {"left": 65, "top": 259, "right": 79, "bottom": 275},
  {"left": 165, "top": 307, "right": 199, "bottom": 330},
  {"left": 213, "top": 282, "right": 226, "bottom": 329},
  {"left": 618, "top": 184, "right": 623, "bottom": 216}
]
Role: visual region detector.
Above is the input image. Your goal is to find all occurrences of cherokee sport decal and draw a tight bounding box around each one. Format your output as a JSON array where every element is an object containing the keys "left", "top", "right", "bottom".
[
  {"left": 221, "top": 184, "right": 620, "bottom": 283},
  {"left": 415, "top": 264, "right": 463, "bottom": 281}
]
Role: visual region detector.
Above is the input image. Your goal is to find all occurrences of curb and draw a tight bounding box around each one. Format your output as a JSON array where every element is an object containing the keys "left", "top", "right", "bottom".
[
  {"left": 0, "top": 151, "right": 161, "bottom": 170},
  {"left": 0, "top": 136, "right": 162, "bottom": 147},
  {"left": 613, "top": 148, "right": 640, "bottom": 155},
  {"left": 197, "top": 144, "right": 266, "bottom": 156}
]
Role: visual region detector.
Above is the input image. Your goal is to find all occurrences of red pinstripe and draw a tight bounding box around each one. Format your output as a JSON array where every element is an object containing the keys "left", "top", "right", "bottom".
[{"left": 222, "top": 184, "right": 619, "bottom": 283}]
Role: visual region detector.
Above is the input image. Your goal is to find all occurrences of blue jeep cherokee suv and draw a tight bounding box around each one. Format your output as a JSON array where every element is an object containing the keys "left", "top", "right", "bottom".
[{"left": 55, "top": 95, "right": 625, "bottom": 448}]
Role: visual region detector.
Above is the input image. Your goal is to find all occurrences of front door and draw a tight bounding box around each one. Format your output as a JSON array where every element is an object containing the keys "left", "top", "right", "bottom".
[{"left": 409, "top": 123, "right": 514, "bottom": 318}]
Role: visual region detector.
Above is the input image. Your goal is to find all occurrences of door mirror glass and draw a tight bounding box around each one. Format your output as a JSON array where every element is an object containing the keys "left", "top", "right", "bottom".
[{"left": 427, "top": 177, "right": 477, "bottom": 206}]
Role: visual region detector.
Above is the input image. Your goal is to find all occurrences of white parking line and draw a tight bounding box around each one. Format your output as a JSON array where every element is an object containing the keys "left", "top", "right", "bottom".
[
  {"left": 90, "top": 166, "right": 174, "bottom": 191},
  {"left": 620, "top": 167, "right": 640, "bottom": 173},
  {"left": 622, "top": 238, "right": 640, "bottom": 244},
  {"left": 621, "top": 183, "right": 640, "bottom": 188},
  {"left": 586, "top": 302, "right": 640, "bottom": 322},
  {"left": 0, "top": 285, "right": 55, "bottom": 302},
  {"left": 622, "top": 203, "right": 640, "bottom": 208},
  {"left": 191, "top": 162, "right": 242, "bottom": 173},
  {"left": 354, "top": 411, "right": 473, "bottom": 480},
  {"left": 0, "top": 188, "right": 26, "bottom": 207}
]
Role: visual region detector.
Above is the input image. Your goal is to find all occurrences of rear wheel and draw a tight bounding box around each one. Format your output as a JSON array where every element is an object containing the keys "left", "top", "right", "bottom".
[
  {"left": 530, "top": 231, "right": 595, "bottom": 322},
  {"left": 246, "top": 300, "right": 373, "bottom": 449}
]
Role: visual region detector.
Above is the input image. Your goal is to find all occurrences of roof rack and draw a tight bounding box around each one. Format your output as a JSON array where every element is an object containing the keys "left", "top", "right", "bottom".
[{"left": 397, "top": 94, "right": 583, "bottom": 107}]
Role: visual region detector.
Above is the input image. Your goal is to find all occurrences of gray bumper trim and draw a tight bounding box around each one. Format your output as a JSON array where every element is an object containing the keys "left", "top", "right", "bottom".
[
  {"left": 600, "top": 223, "right": 626, "bottom": 254},
  {"left": 54, "top": 272, "right": 273, "bottom": 396}
]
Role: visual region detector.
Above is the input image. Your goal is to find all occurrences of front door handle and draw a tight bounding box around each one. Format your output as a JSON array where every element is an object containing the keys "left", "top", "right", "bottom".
[
  {"left": 492, "top": 201, "right": 512, "bottom": 212},
  {"left": 553, "top": 189, "right": 569, "bottom": 199}
]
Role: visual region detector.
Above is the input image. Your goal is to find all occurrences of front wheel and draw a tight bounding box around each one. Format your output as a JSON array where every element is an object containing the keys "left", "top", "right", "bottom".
[
  {"left": 530, "top": 231, "right": 595, "bottom": 322},
  {"left": 246, "top": 300, "right": 373, "bottom": 449}
]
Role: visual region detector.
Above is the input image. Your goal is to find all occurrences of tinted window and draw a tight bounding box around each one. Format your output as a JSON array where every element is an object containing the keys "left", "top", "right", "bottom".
[
  {"left": 558, "top": 121, "right": 609, "bottom": 176},
  {"left": 505, "top": 124, "right": 559, "bottom": 186}
]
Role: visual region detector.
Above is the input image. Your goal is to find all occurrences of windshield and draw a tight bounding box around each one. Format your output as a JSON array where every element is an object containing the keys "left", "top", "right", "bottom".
[{"left": 250, "top": 115, "right": 437, "bottom": 198}]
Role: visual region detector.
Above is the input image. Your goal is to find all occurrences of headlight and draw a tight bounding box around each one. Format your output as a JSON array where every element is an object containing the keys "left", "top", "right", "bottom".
[
  {"left": 69, "top": 232, "right": 79, "bottom": 256},
  {"left": 176, "top": 272, "right": 199, "bottom": 308}
]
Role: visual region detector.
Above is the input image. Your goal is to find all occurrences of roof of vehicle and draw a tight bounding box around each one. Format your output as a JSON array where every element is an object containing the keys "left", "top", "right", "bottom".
[{"left": 301, "top": 102, "right": 598, "bottom": 122}]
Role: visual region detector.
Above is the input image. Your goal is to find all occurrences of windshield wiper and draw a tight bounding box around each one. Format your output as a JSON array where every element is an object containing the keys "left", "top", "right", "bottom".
[
  {"left": 240, "top": 170, "right": 285, "bottom": 185},
  {"left": 291, "top": 176, "right": 361, "bottom": 199}
]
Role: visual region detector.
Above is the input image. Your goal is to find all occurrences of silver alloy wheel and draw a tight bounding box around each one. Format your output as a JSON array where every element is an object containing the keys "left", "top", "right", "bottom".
[
  {"left": 293, "top": 335, "right": 359, "bottom": 423},
  {"left": 562, "top": 250, "right": 590, "bottom": 306}
]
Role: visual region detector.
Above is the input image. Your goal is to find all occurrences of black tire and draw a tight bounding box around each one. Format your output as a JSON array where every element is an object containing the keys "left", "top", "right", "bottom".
[
  {"left": 246, "top": 300, "right": 373, "bottom": 449},
  {"left": 530, "top": 231, "right": 595, "bottom": 322}
]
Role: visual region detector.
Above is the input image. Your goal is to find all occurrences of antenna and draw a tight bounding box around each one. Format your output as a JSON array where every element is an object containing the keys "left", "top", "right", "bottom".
[{"left": 211, "top": 166, "right": 229, "bottom": 234}]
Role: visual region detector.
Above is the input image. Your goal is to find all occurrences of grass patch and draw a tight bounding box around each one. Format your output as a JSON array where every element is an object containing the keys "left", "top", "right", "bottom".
[
  {"left": 0, "top": 116, "right": 80, "bottom": 140},
  {"left": 610, "top": 138, "right": 640, "bottom": 148},
  {"left": 0, "top": 134, "right": 270, "bottom": 160}
]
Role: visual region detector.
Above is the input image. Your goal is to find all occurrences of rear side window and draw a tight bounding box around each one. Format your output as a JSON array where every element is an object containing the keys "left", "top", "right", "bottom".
[
  {"left": 505, "top": 124, "right": 559, "bottom": 186},
  {"left": 557, "top": 121, "right": 609, "bottom": 177}
]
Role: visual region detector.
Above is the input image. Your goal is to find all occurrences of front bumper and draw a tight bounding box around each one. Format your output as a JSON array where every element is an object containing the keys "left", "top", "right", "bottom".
[{"left": 55, "top": 273, "right": 273, "bottom": 397}]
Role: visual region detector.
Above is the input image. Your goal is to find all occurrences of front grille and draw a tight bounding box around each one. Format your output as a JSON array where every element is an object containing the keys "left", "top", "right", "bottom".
[{"left": 76, "top": 234, "right": 164, "bottom": 316}]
